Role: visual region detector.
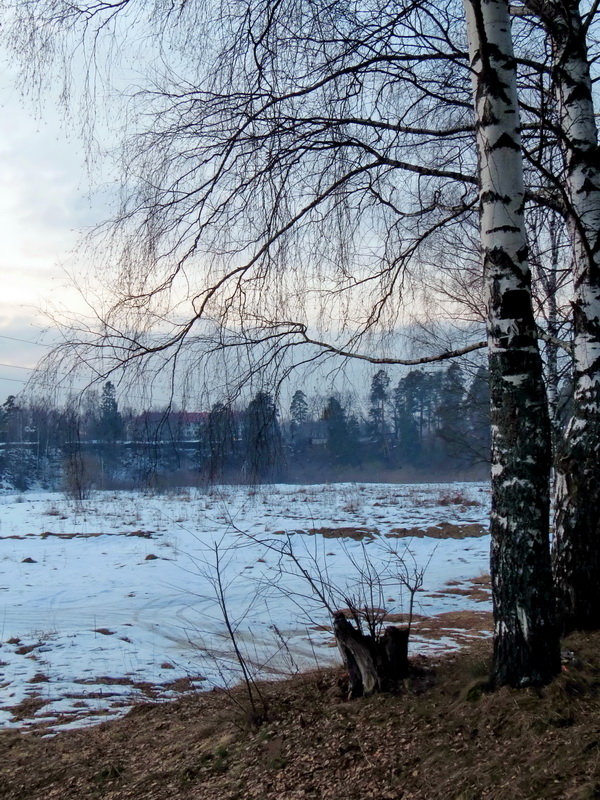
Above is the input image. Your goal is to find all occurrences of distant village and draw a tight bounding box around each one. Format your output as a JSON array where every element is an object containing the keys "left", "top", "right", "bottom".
[{"left": 0, "top": 363, "right": 503, "bottom": 492}]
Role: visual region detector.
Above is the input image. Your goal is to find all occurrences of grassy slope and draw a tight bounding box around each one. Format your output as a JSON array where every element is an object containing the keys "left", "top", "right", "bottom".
[{"left": 1, "top": 632, "right": 599, "bottom": 800}]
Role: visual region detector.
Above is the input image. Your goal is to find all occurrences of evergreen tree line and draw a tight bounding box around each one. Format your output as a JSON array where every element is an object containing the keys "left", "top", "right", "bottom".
[{"left": 0, "top": 365, "right": 510, "bottom": 490}]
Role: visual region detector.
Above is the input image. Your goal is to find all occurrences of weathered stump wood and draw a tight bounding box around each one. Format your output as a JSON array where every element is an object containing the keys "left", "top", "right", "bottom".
[
  {"left": 333, "top": 612, "right": 409, "bottom": 698},
  {"left": 333, "top": 612, "right": 379, "bottom": 697},
  {"left": 381, "top": 625, "right": 410, "bottom": 686}
]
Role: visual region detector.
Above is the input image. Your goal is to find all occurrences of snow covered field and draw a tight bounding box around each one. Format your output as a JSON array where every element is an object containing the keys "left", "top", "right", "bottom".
[{"left": 0, "top": 481, "right": 491, "bottom": 732}]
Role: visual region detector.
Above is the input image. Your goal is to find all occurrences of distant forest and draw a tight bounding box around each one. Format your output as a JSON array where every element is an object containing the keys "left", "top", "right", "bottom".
[{"left": 0, "top": 362, "right": 560, "bottom": 492}]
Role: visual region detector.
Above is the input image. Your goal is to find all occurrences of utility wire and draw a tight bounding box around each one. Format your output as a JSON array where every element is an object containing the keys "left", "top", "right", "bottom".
[
  {"left": 0, "top": 362, "right": 36, "bottom": 371},
  {"left": 0, "top": 376, "right": 27, "bottom": 384},
  {"left": 0, "top": 333, "right": 49, "bottom": 346}
]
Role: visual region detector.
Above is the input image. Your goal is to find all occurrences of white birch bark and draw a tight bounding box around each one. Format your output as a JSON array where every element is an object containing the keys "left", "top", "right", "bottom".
[
  {"left": 523, "top": 0, "right": 600, "bottom": 630},
  {"left": 547, "top": 1, "right": 600, "bottom": 631},
  {"left": 463, "top": 0, "right": 559, "bottom": 685}
]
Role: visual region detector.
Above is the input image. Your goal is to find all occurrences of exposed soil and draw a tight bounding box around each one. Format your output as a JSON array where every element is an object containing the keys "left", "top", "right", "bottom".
[
  {"left": 272, "top": 527, "right": 380, "bottom": 540},
  {"left": 387, "top": 522, "right": 488, "bottom": 539},
  {"left": 431, "top": 574, "right": 492, "bottom": 603},
  {"left": 386, "top": 610, "right": 493, "bottom": 644},
  {"left": 308, "top": 526, "right": 380, "bottom": 540},
  {"left": 0, "top": 531, "right": 155, "bottom": 541},
  {"left": 1, "top": 631, "right": 599, "bottom": 800},
  {"left": 271, "top": 522, "right": 488, "bottom": 541}
]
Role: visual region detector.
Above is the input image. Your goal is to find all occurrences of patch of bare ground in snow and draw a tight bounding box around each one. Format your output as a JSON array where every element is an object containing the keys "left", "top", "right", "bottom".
[
  {"left": 1, "top": 631, "right": 600, "bottom": 800},
  {"left": 4, "top": 694, "right": 50, "bottom": 722},
  {"left": 68, "top": 674, "right": 207, "bottom": 699},
  {"left": 386, "top": 610, "right": 493, "bottom": 643},
  {"left": 431, "top": 574, "right": 492, "bottom": 603},
  {"left": 272, "top": 527, "right": 379, "bottom": 540},
  {"left": 271, "top": 523, "right": 488, "bottom": 541},
  {"left": 0, "top": 531, "right": 156, "bottom": 541},
  {"left": 413, "top": 611, "right": 493, "bottom": 646},
  {"left": 386, "top": 522, "right": 488, "bottom": 539}
]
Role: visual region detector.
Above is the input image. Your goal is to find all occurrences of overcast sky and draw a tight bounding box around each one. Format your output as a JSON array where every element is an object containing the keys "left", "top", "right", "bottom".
[
  {"left": 0, "top": 53, "right": 374, "bottom": 411},
  {"left": 0, "top": 53, "right": 106, "bottom": 401},
  {"left": 0, "top": 16, "right": 481, "bottom": 411}
]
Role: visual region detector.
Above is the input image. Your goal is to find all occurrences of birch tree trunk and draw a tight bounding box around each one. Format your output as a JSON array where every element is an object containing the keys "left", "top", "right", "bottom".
[
  {"left": 463, "top": 0, "right": 560, "bottom": 686},
  {"left": 534, "top": 0, "right": 600, "bottom": 633}
]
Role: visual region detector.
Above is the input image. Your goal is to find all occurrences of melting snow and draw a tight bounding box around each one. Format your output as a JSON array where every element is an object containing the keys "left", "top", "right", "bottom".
[{"left": 0, "top": 481, "right": 491, "bottom": 731}]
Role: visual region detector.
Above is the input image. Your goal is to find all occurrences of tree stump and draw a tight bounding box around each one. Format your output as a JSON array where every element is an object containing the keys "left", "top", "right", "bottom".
[{"left": 333, "top": 611, "right": 409, "bottom": 698}]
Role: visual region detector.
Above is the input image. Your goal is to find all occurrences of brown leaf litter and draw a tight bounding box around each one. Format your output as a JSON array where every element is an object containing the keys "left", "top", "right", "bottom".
[{"left": 1, "top": 630, "right": 600, "bottom": 800}]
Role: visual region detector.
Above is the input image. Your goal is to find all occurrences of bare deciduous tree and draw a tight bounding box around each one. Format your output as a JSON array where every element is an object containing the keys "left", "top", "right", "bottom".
[
  {"left": 8, "top": 0, "right": 600, "bottom": 684},
  {"left": 462, "top": 0, "right": 559, "bottom": 686},
  {"left": 520, "top": 0, "right": 600, "bottom": 633}
]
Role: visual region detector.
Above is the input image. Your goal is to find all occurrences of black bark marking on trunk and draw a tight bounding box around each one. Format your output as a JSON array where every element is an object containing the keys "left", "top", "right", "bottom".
[
  {"left": 500, "top": 289, "right": 533, "bottom": 319},
  {"left": 488, "top": 250, "right": 531, "bottom": 295},
  {"left": 481, "top": 190, "right": 512, "bottom": 204},
  {"left": 490, "top": 132, "right": 521, "bottom": 151},
  {"left": 488, "top": 224, "right": 520, "bottom": 235},
  {"left": 477, "top": 102, "right": 500, "bottom": 127},
  {"left": 565, "top": 82, "right": 593, "bottom": 106},
  {"left": 568, "top": 149, "right": 600, "bottom": 171},
  {"left": 516, "top": 245, "right": 529, "bottom": 263},
  {"left": 576, "top": 177, "right": 599, "bottom": 196}
]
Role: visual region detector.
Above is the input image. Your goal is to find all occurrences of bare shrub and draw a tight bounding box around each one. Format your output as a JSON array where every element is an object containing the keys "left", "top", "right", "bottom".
[
  {"left": 258, "top": 535, "right": 430, "bottom": 697},
  {"left": 189, "top": 541, "right": 270, "bottom": 727}
]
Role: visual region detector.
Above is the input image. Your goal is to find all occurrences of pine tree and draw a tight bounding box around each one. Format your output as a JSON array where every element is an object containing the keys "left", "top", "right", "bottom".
[
  {"left": 289, "top": 389, "right": 309, "bottom": 449},
  {"left": 290, "top": 390, "right": 309, "bottom": 428},
  {"left": 0, "top": 395, "right": 30, "bottom": 490},
  {"left": 437, "top": 363, "right": 467, "bottom": 461},
  {"left": 322, "top": 396, "right": 350, "bottom": 466},
  {"left": 346, "top": 413, "right": 362, "bottom": 467},
  {"left": 205, "top": 402, "right": 237, "bottom": 479},
  {"left": 0, "top": 396, "right": 19, "bottom": 442},
  {"left": 393, "top": 373, "right": 422, "bottom": 463},
  {"left": 96, "top": 382, "right": 123, "bottom": 443},
  {"left": 368, "top": 370, "right": 391, "bottom": 460},
  {"left": 464, "top": 365, "right": 491, "bottom": 463},
  {"left": 242, "top": 392, "right": 283, "bottom": 481}
]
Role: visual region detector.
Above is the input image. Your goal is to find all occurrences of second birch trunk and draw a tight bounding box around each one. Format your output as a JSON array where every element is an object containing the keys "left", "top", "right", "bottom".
[{"left": 541, "top": 0, "right": 600, "bottom": 633}]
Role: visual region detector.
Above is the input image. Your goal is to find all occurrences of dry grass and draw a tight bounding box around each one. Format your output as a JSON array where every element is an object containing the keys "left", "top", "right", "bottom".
[
  {"left": 386, "top": 522, "right": 488, "bottom": 539},
  {"left": 270, "top": 522, "right": 488, "bottom": 541},
  {"left": 437, "top": 491, "right": 482, "bottom": 508},
  {"left": 1, "top": 631, "right": 600, "bottom": 799}
]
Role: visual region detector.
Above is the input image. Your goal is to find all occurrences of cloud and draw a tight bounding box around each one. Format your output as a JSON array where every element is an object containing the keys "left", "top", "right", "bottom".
[{"left": 0, "top": 57, "right": 116, "bottom": 347}]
